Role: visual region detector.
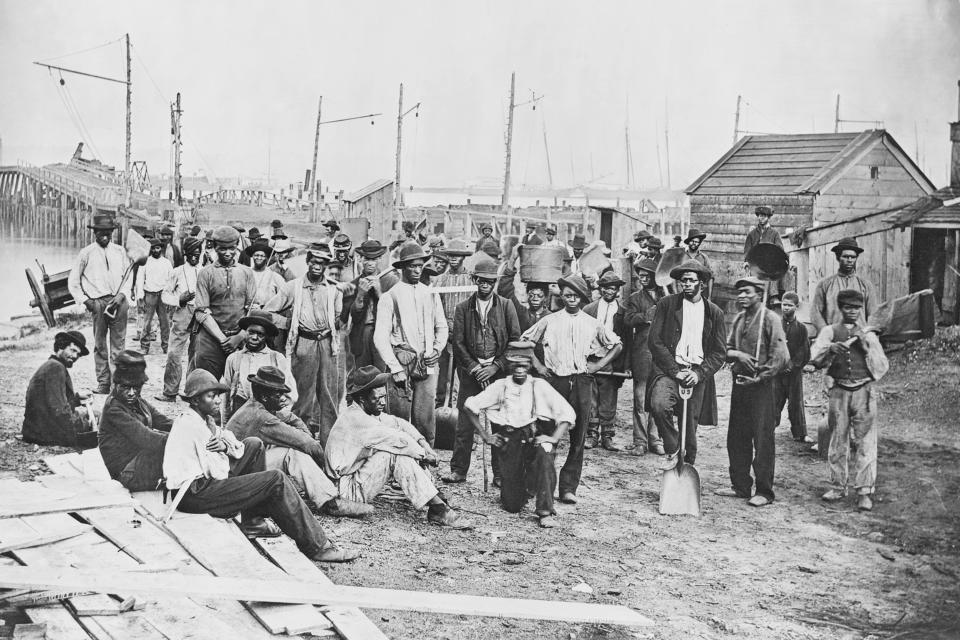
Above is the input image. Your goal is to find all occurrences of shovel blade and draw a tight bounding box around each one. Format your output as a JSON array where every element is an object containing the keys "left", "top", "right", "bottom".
[{"left": 658, "top": 463, "right": 702, "bottom": 516}]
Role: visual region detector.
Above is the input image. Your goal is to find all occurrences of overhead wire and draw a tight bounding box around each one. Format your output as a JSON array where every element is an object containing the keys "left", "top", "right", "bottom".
[
  {"left": 60, "top": 79, "right": 104, "bottom": 159},
  {"left": 48, "top": 69, "right": 103, "bottom": 159},
  {"left": 36, "top": 37, "right": 124, "bottom": 63}
]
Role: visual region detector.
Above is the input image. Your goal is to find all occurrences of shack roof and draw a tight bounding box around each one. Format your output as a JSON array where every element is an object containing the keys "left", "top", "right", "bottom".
[
  {"left": 686, "top": 130, "right": 934, "bottom": 197},
  {"left": 887, "top": 185, "right": 960, "bottom": 229},
  {"left": 343, "top": 178, "right": 394, "bottom": 203}
]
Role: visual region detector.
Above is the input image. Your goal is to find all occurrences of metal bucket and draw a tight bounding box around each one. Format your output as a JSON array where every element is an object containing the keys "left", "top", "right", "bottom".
[
  {"left": 519, "top": 245, "right": 566, "bottom": 283},
  {"left": 434, "top": 407, "right": 458, "bottom": 450}
]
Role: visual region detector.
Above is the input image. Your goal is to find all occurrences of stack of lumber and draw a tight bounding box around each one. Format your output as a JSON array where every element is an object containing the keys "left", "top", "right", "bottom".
[{"left": 0, "top": 451, "right": 651, "bottom": 639}]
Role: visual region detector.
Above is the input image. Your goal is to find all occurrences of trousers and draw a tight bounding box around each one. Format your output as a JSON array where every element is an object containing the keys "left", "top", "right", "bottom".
[
  {"left": 264, "top": 446, "right": 338, "bottom": 508},
  {"left": 338, "top": 450, "right": 438, "bottom": 509},
  {"left": 631, "top": 345, "right": 662, "bottom": 449},
  {"left": 386, "top": 371, "right": 439, "bottom": 447},
  {"left": 118, "top": 450, "right": 164, "bottom": 492},
  {"left": 497, "top": 423, "right": 556, "bottom": 516},
  {"left": 178, "top": 438, "right": 328, "bottom": 557},
  {"left": 290, "top": 336, "right": 340, "bottom": 445},
  {"left": 589, "top": 374, "right": 622, "bottom": 437},
  {"left": 162, "top": 307, "right": 196, "bottom": 397},
  {"left": 449, "top": 372, "right": 504, "bottom": 477},
  {"left": 727, "top": 380, "right": 777, "bottom": 500},
  {"left": 546, "top": 374, "right": 593, "bottom": 496},
  {"left": 774, "top": 368, "right": 807, "bottom": 439},
  {"left": 649, "top": 375, "right": 705, "bottom": 463},
  {"left": 827, "top": 385, "right": 877, "bottom": 494},
  {"left": 140, "top": 291, "right": 170, "bottom": 351},
  {"left": 191, "top": 330, "right": 229, "bottom": 380},
  {"left": 91, "top": 296, "right": 129, "bottom": 388}
]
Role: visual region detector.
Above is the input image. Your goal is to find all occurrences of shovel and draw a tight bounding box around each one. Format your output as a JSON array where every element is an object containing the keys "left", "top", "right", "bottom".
[{"left": 658, "top": 385, "right": 702, "bottom": 516}]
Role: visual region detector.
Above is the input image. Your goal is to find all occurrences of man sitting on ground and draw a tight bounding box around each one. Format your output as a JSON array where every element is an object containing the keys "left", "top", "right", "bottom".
[
  {"left": 164, "top": 369, "right": 358, "bottom": 562},
  {"left": 227, "top": 366, "right": 372, "bottom": 518},
  {"left": 23, "top": 331, "right": 98, "bottom": 449},
  {"left": 98, "top": 351, "right": 172, "bottom": 491},
  {"left": 325, "top": 366, "right": 467, "bottom": 528}
]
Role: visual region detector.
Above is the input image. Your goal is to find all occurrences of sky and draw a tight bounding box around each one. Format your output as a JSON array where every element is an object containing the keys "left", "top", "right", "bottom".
[{"left": 1, "top": 0, "right": 959, "bottom": 194}]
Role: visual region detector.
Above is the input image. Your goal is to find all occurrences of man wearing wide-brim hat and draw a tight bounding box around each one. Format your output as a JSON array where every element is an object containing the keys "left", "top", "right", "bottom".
[
  {"left": 811, "top": 236, "right": 878, "bottom": 334},
  {"left": 441, "top": 255, "right": 521, "bottom": 485},
  {"left": 344, "top": 240, "right": 388, "bottom": 369},
  {"left": 322, "top": 219, "right": 340, "bottom": 240},
  {"left": 644, "top": 236, "right": 664, "bottom": 264},
  {"left": 521, "top": 273, "right": 623, "bottom": 504},
  {"left": 463, "top": 341, "right": 576, "bottom": 528},
  {"left": 220, "top": 309, "right": 297, "bottom": 424},
  {"left": 226, "top": 366, "right": 372, "bottom": 518},
  {"left": 269, "top": 238, "right": 297, "bottom": 282},
  {"left": 98, "top": 350, "right": 173, "bottom": 491},
  {"left": 430, "top": 236, "right": 476, "bottom": 407},
  {"left": 474, "top": 222, "right": 497, "bottom": 254},
  {"left": 582, "top": 270, "right": 630, "bottom": 451},
  {"left": 647, "top": 260, "right": 726, "bottom": 472},
  {"left": 68, "top": 213, "right": 131, "bottom": 394},
  {"left": 164, "top": 370, "right": 359, "bottom": 562},
  {"left": 262, "top": 243, "right": 343, "bottom": 443},
  {"left": 325, "top": 365, "right": 468, "bottom": 528},
  {"left": 567, "top": 234, "right": 587, "bottom": 275},
  {"left": 193, "top": 225, "right": 258, "bottom": 380},
  {"left": 683, "top": 228, "right": 713, "bottom": 299},
  {"left": 22, "top": 331, "right": 98, "bottom": 449},
  {"left": 373, "top": 241, "right": 449, "bottom": 446}
]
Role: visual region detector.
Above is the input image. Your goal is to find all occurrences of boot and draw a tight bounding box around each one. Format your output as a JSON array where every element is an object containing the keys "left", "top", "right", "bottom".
[
  {"left": 584, "top": 431, "right": 599, "bottom": 449},
  {"left": 427, "top": 503, "right": 471, "bottom": 529},
  {"left": 310, "top": 541, "right": 360, "bottom": 563},
  {"left": 857, "top": 494, "right": 873, "bottom": 511},
  {"left": 324, "top": 498, "right": 374, "bottom": 518},
  {"left": 601, "top": 435, "right": 621, "bottom": 452},
  {"left": 240, "top": 518, "right": 282, "bottom": 538}
]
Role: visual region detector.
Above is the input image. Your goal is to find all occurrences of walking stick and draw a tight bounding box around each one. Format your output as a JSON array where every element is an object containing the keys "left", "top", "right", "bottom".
[
  {"left": 481, "top": 411, "right": 489, "bottom": 493},
  {"left": 755, "top": 288, "right": 768, "bottom": 362}
]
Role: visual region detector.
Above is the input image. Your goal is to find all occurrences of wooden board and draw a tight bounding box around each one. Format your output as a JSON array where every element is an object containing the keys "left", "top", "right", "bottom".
[
  {"left": 0, "top": 566, "right": 653, "bottom": 627},
  {"left": 0, "top": 495, "right": 132, "bottom": 520},
  {"left": 24, "top": 606, "right": 91, "bottom": 640},
  {"left": 41, "top": 454, "right": 84, "bottom": 478}
]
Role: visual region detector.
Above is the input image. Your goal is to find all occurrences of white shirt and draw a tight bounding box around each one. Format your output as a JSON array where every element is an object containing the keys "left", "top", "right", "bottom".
[
  {"left": 68, "top": 242, "right": 131, "bottom": 303},
  {"left": 465, "top": 376, "right": 576, "bottom": 428},
  {"left": 476, "top": 297, "right": 492, "bottom": 324},
  {"left": 521, "top": 309, "right": 621, "bottom": 377},
  {"left": 162, "top": 262, "right": 201, "bottom": 308},
  {"left": 596, "top": 299, "right": 619, "bottom": 334},
  {"left": 373, "top": 281, "right": 449, "bottom": 374},
  {"left": 676, "top": 298, "right": 705, "bottom": 366},
  {"left": 163, "top": 409, "right": 245, "bottom": 489},
  {"left": 137, "top": 255, "right": 174, "bottom": 295}
]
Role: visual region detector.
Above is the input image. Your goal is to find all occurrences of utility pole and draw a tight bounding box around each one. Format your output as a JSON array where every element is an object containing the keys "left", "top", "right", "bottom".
[
  {"left": 625, "top": 124, "right": 634, "bottom": 187},
  {"left": 502, "top": 72, "right": 516, "bottom": 211},
  {"left": 664, "top": 112, "right": 672, "bottom": 190},
  {"left": 395, "top": 83, "right": 403, "bottom": 211},
  {"left": 124, "top": 34, "right": 132, "bottom": 203},
  {"left": 309, "top": 97, "right": 322, "bottom": 201},
  {"left": 542, "top": 121, "right": 553, "bottom": 189},
  {"left": 733, "top": 94, "right": 742, "bottom": 144},
  {"left": 171, "top": 92, "right": 183, "bottom": 206},
  {"left": 834, "top": 94, "right": 840, "bottom": 133}
]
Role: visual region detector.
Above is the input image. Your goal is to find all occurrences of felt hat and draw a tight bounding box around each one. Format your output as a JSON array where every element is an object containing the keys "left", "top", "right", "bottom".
[
  {"left": 545, "top": 226, "right": 557, "bottom": 235},
  {"left": 332, "top": 233, "right": 352, "bottom": 249},
  {"left": 190, "top": 225, "right": 202, "bottom": 236},
  {"left": 755, "top": 205, "right": 774, "bottom": 217},
  {"left": 505, "top": 340, "right": 535, "bottom": 363},
  {"left": 480, "top": 222, "right": 493, "bottom": 232},
  {"left": 182, "top": 236, "right": 203, "bottom": 255},
  {"left": 558, "top": 273, "right": 591, "bottom": 302},
  {"left": 393, "top": 241, "right": 429, "bottom": 268},
  {"left": 471, "top": 255, "right": 499, "bottom": 279},
  {"left": 212, "top": 225, "right": 241, "bottom": 244},
  {"left": 635, "top": 229, "right": 651, "bottom": 240},
  {"left": 684, "top": 228, "right": 707, "bottom": 243},
  {"left": 346, "top": 365, "right": 392, "bottom": 396},
  {"left": 837, "top": 289, "right": 865, "bottom": 307},
  {"left": 88, "top": 214, "right": 118, "bottom": 231},
  {"left": 270, "top": 219, "right": 287, "bottom": 240},
  {"left": 669, "top": 259, "right": 712, "bottom": 281},
  {"left": 238, "top": 309, "right": 279, "bottom": 337},
  {"left": 247, "top": 227, "right": 262, "bottom": 241},
  {"left": 244, "top": 238, "right": 273, "bottom": 258},
  {"left": 272, "top": 238, "right": 294, "bottom": 255},
  {"left": 568, "top": 234, "right": 587, "bottom": 249},
  {"left": 355, "top": 239, "right": 387, "bottom": 259},
  {"left": 442, "top": 238, "right": 473, "bottom": 257},
  {"left": 305, "top": 242, "right": 333, "bottom": 263},
  {"left": 158, "top": 224, "right": 174, "bottom": 236},
  {"left": 646, "top": 236, "right": 663, "bottom": 250},
  {"left": 55, "top": 330, "right": 89, "bottom": 357},
  {"left": 323, "top": 219, "right": 340, "bottom": 232},
  {"left": 635, "top": 258, "right": 658, "bottom": 274},
  {"left": 114, "top": 350, "right": 148, "bottom": 386},
  {"left": 230, "top": 222, "right": 246, "bottom": 233},
  {"left": 180, "top": 369, "right": 229, "bottom": 401},
  {"left": 148, "top": 237, "right": 163, "bottom": 248},
  {"left": 247, "top": 366, "right": 290, "bottom": 393},
  {"left": 596, "top": 271, "right": 625, "bottom": 288},
  {"left": 734, "top": 276, "right": 766, "bottom": 292},
  {"left": 831, "top": 237, "right": 864, "bottom": 255},
  {"left": 481, "top": 242, "right": 502, "bottom": 259}
]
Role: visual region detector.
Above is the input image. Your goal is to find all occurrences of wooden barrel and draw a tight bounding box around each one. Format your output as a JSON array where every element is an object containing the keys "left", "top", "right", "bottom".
[{"left": 519, "top": 245, "right": 566, "bottom": 283}]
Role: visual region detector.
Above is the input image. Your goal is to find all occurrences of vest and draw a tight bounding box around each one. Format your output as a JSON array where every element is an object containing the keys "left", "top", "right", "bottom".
[{"left": 827, "top": 323, "right": 871, "bottom": 383}]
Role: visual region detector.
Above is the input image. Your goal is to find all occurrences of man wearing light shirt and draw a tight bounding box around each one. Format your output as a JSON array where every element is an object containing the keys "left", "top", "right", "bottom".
[
  {"left": 521, "top": 273, "right": 622, "bottom": 505},
  {"left": 67, "top": 214, "right": 130, "bottom": 394},
  {"left": 157, "top": 237, "right": 203, "bottom": 402},
  {"left": 582, "top": 271, "right": 629, "bottom": 451},
  {"left": 137, "top": 238, "right": 174, "bottom": 354}
]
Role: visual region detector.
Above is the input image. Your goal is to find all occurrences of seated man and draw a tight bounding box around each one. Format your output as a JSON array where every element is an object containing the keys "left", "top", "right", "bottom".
[
  {"left": 98, "top": 351, "right": 172, "bottom": 490},
  {"left": 325, "top": 366, "right": 467, "bottom": 528},
  {"left": 221, "top": 310, "right": 297, "bottom": 424},
  {"left": 227, "top": 366, "right": 371, "bottom": 518},
  {"left": 463, "top": 341, "right": 575, "bottom": 528},
  {"left": 164, "top": 369, "right": 358, "bottom": 562},
  {"left": 23, "top": 331, "right": 98, "bottom": 449}
]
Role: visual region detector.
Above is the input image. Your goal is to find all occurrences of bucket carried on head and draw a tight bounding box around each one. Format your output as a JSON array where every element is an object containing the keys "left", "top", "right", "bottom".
[{"left": 518, "top": 245, "right": 566, "bottom": 283}]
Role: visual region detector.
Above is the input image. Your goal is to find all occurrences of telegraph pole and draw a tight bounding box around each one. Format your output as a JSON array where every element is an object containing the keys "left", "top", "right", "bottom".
[
  {"left": 395, "top": 84, "right": 403, "bottom": 211},
  {"left": 542, "top": 122, "right": 553, "bottom": 189},
  {"left": 171, "top": 92, "right": 183, "bottom": 206},
  {"left": 502, "top": 72, "right": 516, "bottom": 211},
  {"left": 309, "top": 97, "right": 322, "bottom": 201},
  {"left": 124, "top": 33, "right": 131, "bottom": 199},
  {"left": 733, "top": 94, "right": 742, "bottom": 144}
]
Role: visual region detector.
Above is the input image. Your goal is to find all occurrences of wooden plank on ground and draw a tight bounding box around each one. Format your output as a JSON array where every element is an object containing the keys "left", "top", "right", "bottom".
[
  {"left": 41, "top": 453, "right": 83, "bottom": 478},
  {"left": 80, "top": 449, "right": 111, "bottom": 482},
  {"left": 24, "top": 606, "right": 91, "bottom": 640},
  {"left": 0, "top": 495, "right": 132, "bottom": 519},
  {"left": 0, "top": 566, "right": 653, "bottom": 627}
]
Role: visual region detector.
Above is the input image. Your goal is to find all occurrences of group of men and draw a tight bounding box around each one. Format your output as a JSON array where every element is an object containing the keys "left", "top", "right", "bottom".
[{"left": 22, "top": 205, "right": 892, "bottom": 561}]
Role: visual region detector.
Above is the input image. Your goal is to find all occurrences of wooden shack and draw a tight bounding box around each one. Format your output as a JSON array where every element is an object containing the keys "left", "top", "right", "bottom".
[
  {"left": 686, "top": 130, "right": 936, "bottom": 314},
  {"left": 341, "top": 178, "right": 393, "bottom": 242}
]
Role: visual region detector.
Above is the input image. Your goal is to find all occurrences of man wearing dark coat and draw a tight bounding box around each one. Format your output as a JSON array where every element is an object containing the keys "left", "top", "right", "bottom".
[
  {"left": 583, "top": 271, "right": 630, "bottom": 451},
  {"left": 343, "top": 240, "right": 388, "bottom": 369},
  {"left": 623, "top": 259, "right": 665, "bottom": 455},
  {"left": 22, "top": 331, "right": 98, "bottom": 449}
]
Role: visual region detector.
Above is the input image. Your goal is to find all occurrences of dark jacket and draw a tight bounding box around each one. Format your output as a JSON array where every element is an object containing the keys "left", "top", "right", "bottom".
[
  {"left": 781, "top": 316, "right": 810, "bottom": 373},
  {"left": 227, "top": 398, "right": 323, "bottom": 466},
  {"left": 496, "top": 267, "right": 552, "bottom": 333},
  {"left": 624, "top": 288, "right": 662, "bottom": 352},
  {"left": 98, "top": 393, "right": 172, "bottom": 484},
  {"left": 452, "top": 293, "right": 521, "bottom": 376},
  {"left": 22, "top": 356, "right": 87, "bottom": 448},
  {"left": 583, "top": 298, "right": 629, "bottom": 373}
]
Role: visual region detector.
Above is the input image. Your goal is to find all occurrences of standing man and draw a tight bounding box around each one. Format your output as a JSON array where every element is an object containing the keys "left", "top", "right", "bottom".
[
  {"left": 432, "top": 238, "right": 475, "bottom": 408},
  {"left": 647, "top": 260, "right": 726, "bottom": 470},
  {"left": 475, "top": 223, "right": 497, "bottom": 253},
  {"left": 521, "top": 222, "right": 541, "bottom": 246},
  {"left": 322, "top": 219, "right": 340, "bottom": 242},
  {"left": 67, "top": 214, "right": 130, "bottom": 394},
  {"left": 373, "top": 242, "right": 448, "bottom": 446},
  {"left": 333, "top": 233, "right": 362, "bottom": 283},
  {"left": 263, "top": 243, "right": 342, "bottom": 443},
  {"left": 246, "top": 240, "right": 285, "bottom": 310},
  {"left": 192, "top": 225, "right": 256, "bottom": 379},
  {"left": 683, "top": 228, "right": 712, "bottom": 299},
  {"left": 543, "top": 226, "right": 563, "bottom": 248},
  {"left": 156, "top": 237, "right": 203, "bottom": 403},
  {"left": 774, "top": 292, "right": 813, "bottom": 443},
  {"left": 346, "top": 240, "right": 387, "bottom": 369},
  {"left": 521, "top": 273, "right": 622, "bottom": 504},
  {"left": 719, "top": 276, "right": 790, "bottom": 507},
  {"left": 623, "top": 258, "right": 665, "bottom": 456},
  {"left": 811, "top": 237, "right": 878, "bottom": 334},
  {"left": 645, "top": 237, "right": 664, "bottom": 265},
  {"left": 583, "top": 271, "right": 629, "bottom": 451},
  {"left": 810, "top": 290, "right": 889, "bottom": 511},
  {"left": 743, "top": 205, "right": 785, "bottom": 303},
  {"left": 442, "top": 256, "right": 521, "bottom": 485},
  {"left": 137, "top": 238, "right": 174, "bottom": 354},
  {"left": 568, "top": 234, "right": 587, "bottom": 275},
  {"left": 158, "top": 224, "right": 184, "bottom": 267}
]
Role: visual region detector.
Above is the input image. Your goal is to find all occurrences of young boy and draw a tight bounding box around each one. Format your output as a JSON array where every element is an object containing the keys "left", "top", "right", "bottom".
[{"left": 773, "top": 292, "right": 813, "bottom": 443}]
